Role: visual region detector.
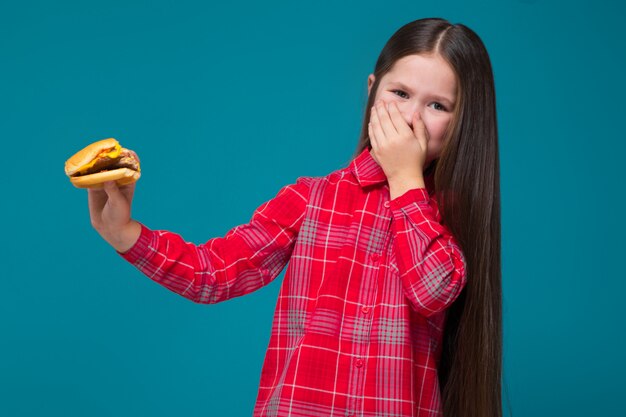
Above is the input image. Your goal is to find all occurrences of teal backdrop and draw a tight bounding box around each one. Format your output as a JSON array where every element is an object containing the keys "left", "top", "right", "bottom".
[{"left": 1, "top": 0, "right": 624, "bottom": 416}]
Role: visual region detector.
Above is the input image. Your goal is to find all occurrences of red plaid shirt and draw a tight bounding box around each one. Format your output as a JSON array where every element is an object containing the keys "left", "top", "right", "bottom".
[{"left": 118, "top": 146, "right": 467, "bottom": 417}]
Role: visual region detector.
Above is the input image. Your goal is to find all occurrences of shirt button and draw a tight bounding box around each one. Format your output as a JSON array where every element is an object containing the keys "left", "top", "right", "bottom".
[
  {"left": 355, "top": 358, "right": 364, "bottom": 368},
  {"left": 361, "top": 306, "right": 370, "bottom": 314},
  {"left": 370, "top": 253, "right": 379, "bottom": 262},
  {"left": 383, "top": 201, "right": 390, "bottom": 208}
]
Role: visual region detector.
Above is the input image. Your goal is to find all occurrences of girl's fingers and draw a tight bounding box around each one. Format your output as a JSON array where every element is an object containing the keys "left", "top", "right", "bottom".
[
  {"left": 374, "top": 101, "right": 397, "bottom": 139},
  {"left": 87, "top": 188, "right": 107, "bottom": 221},
  {"left": 388, "top": 102, "right": 412, "bottom": 136},
  {"left": 370, "top": 105, "right": 386, "bottom": 145},
  {"left": 119, "top": 182, "right": 135, "bottom": 204},
  {"left": 103, "top": 180, "right": 125, "bottom": 206},
  {"left": 413, "top": 111, "right": 429, "bottom": 146},
  {"left": 368, "top": 120, "right": 377, "bottom": 149}
]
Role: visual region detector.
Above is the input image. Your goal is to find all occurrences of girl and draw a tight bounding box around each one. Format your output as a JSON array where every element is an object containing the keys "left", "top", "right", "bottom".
[{"left": 88, "top": 17, "right": 502, "bottom": 417}]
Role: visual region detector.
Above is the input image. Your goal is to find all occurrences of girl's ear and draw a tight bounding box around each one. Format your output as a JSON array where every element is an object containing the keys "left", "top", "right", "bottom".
[{"left": 367, "top": 74, "right": 375, "bottom": 96}]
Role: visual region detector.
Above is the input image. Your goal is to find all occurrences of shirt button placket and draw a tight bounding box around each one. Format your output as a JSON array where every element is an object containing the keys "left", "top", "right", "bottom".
[{"left": 358, "top": 254, "right": 378, "bottom": 374}]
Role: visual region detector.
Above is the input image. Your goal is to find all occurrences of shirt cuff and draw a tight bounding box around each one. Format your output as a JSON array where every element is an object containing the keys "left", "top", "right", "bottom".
[
  {"left": 116, "top": 222, "right": 154, "bottom": 264},
  {"left": 389, "top": 187, "right": 430, "bottom": 210}
]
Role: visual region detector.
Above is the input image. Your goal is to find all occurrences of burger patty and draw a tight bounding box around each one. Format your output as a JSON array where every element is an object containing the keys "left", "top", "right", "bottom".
[{"left": 74, "top": 151, "right": 140, "bottom": 176}]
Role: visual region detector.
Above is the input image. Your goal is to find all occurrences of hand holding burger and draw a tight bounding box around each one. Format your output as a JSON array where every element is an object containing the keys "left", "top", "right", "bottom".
[{"left": 66, "top": 138, "right": 143, "bottom": 253}]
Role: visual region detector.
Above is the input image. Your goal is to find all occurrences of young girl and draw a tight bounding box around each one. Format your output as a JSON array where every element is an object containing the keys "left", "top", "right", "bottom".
[{"left": 88, "top": 17, "right": 502, "bottom": 417}]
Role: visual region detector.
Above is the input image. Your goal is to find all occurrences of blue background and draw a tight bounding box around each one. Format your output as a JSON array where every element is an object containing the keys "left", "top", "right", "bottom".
[{"left": 2, "top": 0, "right": 625, "bottom": 416}]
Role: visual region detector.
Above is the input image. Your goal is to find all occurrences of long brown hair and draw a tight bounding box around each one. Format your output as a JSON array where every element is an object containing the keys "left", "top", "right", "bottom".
[{"left": 354, "top": 18, "right": 506, "bottom": 417}]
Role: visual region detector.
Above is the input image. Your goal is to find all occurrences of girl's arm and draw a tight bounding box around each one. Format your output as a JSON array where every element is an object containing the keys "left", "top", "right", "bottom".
[
  {"left": 389, "top": 187, "right": 467, "bottom": 318},
  {"left": 117, "top": 177, "right": 311, "bottom": 304}
]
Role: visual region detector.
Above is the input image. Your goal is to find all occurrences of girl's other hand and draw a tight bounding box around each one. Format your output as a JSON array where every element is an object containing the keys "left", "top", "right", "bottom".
[{"left": 368, "top": 100, "right": 429, "bottom": 182}]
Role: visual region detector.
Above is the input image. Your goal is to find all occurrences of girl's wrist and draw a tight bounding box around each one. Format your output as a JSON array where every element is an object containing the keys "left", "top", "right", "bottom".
[
  {"left": 388, "top": 175, "right": 426, "bottom": 200},
  {"left": 105, "top": 220, "right": 142, "bottom": 253}
]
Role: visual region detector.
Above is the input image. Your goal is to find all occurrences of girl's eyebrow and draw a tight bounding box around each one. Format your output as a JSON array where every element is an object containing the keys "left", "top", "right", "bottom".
[{"left": 388, "top": 81, "right": 455, "bottom": 106}]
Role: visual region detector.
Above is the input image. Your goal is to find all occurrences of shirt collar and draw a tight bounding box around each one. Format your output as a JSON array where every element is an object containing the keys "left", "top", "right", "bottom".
[{"left": 350, "top": 146, "right": 435, "bottom": 194}]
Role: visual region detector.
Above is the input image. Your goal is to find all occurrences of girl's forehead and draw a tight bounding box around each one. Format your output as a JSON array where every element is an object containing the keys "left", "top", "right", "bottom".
[
  {"left": 387, "top": 54, "right": 454, "bottom": 78},
  {"left": 383, "top": 54, "right": 457, "bottom": 98}
]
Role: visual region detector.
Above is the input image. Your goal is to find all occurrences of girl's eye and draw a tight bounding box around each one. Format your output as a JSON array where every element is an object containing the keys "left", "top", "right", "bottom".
[
  {"left": 392, "top": 89, "right": 408, "bottom": 99},
  {"left": 429, "top": 102, "right": 447, "bottom": 111},
  {"left": 392, "top": 90, "right": 448, "bottom": 112}
]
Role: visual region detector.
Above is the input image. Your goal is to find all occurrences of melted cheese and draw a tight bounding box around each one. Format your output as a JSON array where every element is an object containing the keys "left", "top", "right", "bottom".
[{"left": 77, "top": 144, "right": 122, "bottom": 172}]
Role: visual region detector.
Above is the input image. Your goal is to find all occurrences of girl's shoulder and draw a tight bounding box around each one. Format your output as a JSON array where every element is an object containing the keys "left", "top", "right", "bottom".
[{"left": 295, "top": 157, "right": 357, "bottom": 189}]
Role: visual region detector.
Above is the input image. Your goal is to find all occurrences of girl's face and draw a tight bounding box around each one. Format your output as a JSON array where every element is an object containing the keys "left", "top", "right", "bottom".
[{"left": 367, "top": 53, "right": 458, "bottom": 169}]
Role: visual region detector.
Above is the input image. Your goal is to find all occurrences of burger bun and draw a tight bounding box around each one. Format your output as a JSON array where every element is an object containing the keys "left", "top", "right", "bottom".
[
  {"left": 65, "top": 138, "right": 120, "bottom": 177},
  {"left": 70, "top": 167, "right": 141, "bottom": 189}
]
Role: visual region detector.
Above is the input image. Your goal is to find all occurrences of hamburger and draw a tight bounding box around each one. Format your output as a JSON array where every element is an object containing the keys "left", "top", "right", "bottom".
[{"left": 65, "top": 138, "right": 141, "bottom": 188}]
